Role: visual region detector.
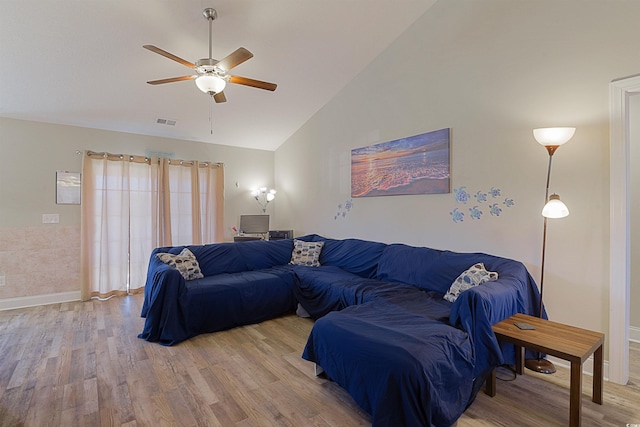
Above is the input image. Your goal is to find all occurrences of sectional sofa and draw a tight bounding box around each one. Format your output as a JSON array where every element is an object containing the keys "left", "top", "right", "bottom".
[{"left": 138, "top": 235, "right": 542, "bottom": 426}]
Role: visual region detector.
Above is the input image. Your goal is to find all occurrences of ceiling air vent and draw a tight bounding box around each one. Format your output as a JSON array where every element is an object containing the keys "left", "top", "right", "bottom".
[{"left": 156, "top": 117, "right": 177, "bottom": 126}]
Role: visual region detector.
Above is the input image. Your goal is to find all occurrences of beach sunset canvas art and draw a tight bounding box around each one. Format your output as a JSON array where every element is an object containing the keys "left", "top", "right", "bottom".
[{"left": 351, "top": 128, "right": 450, "bottom": 197}]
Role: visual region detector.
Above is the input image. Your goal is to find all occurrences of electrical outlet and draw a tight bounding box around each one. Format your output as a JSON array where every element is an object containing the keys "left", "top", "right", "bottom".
[
  {"left": 42, "top": 214, "right": 59, "bottom": 224},
  {"left": 0, "top": 276, "right": 6, "bottom": 286}
]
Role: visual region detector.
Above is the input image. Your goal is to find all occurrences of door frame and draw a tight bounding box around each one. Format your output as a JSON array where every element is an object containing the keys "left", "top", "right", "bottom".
[{"left": 609, "top": 74, "right": 640, "bottom": 384}]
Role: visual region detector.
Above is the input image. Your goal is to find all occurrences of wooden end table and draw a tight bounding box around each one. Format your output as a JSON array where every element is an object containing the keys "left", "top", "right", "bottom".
[{"left": 485, "top": 313, "right": 604, "bottom": 427}]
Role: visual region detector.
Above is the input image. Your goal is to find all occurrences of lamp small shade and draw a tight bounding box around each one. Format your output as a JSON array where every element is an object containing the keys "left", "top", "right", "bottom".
[
  {"left": 542, "top": 194, "right": 569, "bottom": 218},
  {"left": 533, "top": 127, "right": 576, "bottom": 146},
  {"left": 195, "top": 75, "right": 226, "bottom": 94}
]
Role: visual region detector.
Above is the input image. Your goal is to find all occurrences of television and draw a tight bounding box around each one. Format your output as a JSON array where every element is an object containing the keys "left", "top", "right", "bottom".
[{"left": 239, "top": 214, "right": 269, "bottom": 234}]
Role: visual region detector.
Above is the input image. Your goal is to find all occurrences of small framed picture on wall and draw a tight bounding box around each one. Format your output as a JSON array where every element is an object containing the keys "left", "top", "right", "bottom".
[{"left": 56, "top": 171, "right": 81, "bottom": 205}]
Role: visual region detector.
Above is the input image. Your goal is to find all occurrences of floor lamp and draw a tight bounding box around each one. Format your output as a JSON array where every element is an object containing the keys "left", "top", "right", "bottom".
[{"left": 525, "top": 127, "right": 575, "bottom": 374}]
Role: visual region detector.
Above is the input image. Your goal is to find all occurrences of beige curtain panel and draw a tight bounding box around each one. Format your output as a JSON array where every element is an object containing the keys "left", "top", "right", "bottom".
[{"left": 80, "top": 151, "right": 224, "bottom": 301}]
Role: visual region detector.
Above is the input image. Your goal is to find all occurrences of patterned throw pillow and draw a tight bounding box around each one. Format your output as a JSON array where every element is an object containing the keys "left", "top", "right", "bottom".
[
  {"left": 444, "top": 262, "right": 498, "bottom": 303},
  {"left": 289, "top": 239, "right": 324, "bottom": 267},
  {"left": 156, "top": 248, "right": 204, "bottom": 280}
]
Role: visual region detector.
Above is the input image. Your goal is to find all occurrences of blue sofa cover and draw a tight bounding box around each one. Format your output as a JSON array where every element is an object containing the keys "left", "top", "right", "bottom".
[
  {"left": 138, "top": 234, "right": 542, "bottom": 426},
  {"left": 299, "top": 240, "right": 541, "bottom": 426},
  {"left": 304, "top": 291, "right": 474, "bottom": 427},
  {"left": 138, "top": 239, "right": 297, "bottom": 345}
]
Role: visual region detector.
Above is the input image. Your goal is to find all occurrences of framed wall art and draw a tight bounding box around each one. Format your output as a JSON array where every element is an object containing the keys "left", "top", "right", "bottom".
[
  {"left": 351, "top": 128, "right": 450, "bottom": 197},
  {"left": 56, "top": 171, "right": 81, "bottom": 205}
]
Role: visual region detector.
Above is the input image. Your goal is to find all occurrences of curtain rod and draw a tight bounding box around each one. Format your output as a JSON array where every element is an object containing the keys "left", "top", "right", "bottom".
[{"left": 85, "top": 150, "right": 223, "bottom": 168}]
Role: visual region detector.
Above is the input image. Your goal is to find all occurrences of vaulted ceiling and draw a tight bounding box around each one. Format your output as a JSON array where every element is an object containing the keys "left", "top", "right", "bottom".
[{"left": 0, "top": 0, "right": 435, "bottom": 151}]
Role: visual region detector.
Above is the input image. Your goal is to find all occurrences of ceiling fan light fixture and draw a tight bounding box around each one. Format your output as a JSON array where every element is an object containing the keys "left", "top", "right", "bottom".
[
  {"left": 143, "top": 8, "right": 276, "bottom": 104},
  {"left": 195, "top": 75, "right": 226, "bottom": 94}
]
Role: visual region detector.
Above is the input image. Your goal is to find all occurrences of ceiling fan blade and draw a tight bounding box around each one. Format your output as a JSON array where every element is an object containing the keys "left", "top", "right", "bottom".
[
  {"left": 213, "top": 91, "right": 227, "bottom": 103},
  {"left": 143, "top": 45, "right": 196, "bottom": 69},
  {"left": 216, "top": 47, "right": 253, "bottom": 71},
  {"left": 229, "top": 75, "right": 277, "bottom": 91},
  {"left": 147, "top": 75, "right": 196, "bottom": 85}
]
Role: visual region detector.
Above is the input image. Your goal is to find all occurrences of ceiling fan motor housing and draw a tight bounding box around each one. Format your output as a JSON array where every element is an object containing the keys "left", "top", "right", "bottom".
[{"left": 195, "top": 58, "right": 224, "bottom": 76}]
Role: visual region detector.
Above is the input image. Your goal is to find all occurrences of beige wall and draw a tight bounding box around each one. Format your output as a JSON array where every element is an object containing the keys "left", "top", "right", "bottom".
[
  {"left": 275, "top": 0, "right": 640, "bottom": 354},
  {"left": 0, "top": 117, "right": 274, "bottom": 304}
]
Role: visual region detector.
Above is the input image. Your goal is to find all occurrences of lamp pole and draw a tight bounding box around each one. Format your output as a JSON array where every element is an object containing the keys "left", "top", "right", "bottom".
[
  {"left": 539, "top": 146, "right": 556, "bottom": 320},
  {"left": 526, "top": 127, "right": 575, "bottom": 374},
  {"left": 524, "top": 146, "right": 558, "bottom": 374}
]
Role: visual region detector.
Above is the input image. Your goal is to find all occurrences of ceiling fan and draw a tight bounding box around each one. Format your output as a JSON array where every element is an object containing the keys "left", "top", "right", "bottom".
[{"left": 143, "top": 8, "right": 277, "bottom": 103}]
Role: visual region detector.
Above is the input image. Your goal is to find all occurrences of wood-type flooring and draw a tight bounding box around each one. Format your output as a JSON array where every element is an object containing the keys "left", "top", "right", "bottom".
[{"left": 0, "top": 293, "right": 638, "bottom": 426}]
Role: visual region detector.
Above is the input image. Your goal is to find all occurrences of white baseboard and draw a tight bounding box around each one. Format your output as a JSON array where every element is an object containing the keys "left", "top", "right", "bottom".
[
  {"left": 630, "top": 325, "right": 640, "bottom": 343},
  {"left": 547, "top": 354, "right": 610, "bottom": 381},
  {"left": 0, "top": 291, "right": 81, "bottom": 311}
]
